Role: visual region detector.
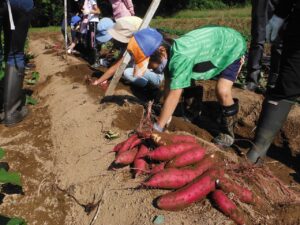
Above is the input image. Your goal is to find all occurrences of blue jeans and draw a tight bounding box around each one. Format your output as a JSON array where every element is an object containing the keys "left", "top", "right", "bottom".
[
  {"left": 123, "top": 68, "right": 164, "bottom": 88},
  {"left": 9, "top": 0, "right": 34, "bottom": 12},
  {"left": 0, "top": 0, "right": 33, "bottom": 67}
]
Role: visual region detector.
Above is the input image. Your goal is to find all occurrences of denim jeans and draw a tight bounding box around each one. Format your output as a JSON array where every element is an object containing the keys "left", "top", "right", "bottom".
[
  {"left": 123, "top": 68, "right": 164, "bottom": 88},
  {"left": 9, "top": 0, "right": 34, "bottom": 12},
  {"left": 0, "top": 0, "right": 33, "bottom": 67}
]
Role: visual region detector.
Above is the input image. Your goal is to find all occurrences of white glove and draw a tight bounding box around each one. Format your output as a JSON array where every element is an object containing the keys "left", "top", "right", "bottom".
[
  {"left": 266, "top": 15, "right": 285, "bottom": 43},
  {"left": 153, "top": 122, "right": 163, "bottom": 132}
]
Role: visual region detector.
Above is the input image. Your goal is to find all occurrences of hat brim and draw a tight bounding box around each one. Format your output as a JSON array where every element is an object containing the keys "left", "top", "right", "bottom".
[
  {"left": 108, "top": 29, "right": 130, "bottom": 43},
  {"left": 96, "top": 33, "right": 112, "bottom": 43}
]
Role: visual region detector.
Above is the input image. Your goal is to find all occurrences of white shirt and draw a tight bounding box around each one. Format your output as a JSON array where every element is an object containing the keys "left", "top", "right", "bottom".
[{"left": 83, "top": 0, "right": 99, "bottom": 22}]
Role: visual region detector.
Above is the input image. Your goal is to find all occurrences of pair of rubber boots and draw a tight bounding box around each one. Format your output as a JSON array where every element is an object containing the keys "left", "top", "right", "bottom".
[
  {"left": 247, "top": 98, "right": 293, "bottom": 164},
  {"left": 0, "top": 65, "right": 28, "bottom": 126},
  {"left": 213, "top": 98, "right": 239, "bottom": 147}
]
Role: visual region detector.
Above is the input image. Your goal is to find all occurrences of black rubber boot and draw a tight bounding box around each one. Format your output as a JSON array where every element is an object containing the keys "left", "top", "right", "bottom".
[
  {"left": 91, "top": 48, "right": 101, "bottom": 69},
  {"left": 213, "top": 99, "right": 239, "bottom": 147},
  {"left": 2, "top": 65, "right": 28, "bottom": 126},
  {"left": 247, "top": 99, "right": 294, "bottom": 164}
]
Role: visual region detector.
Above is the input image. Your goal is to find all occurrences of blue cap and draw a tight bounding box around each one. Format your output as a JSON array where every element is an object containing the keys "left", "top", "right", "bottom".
[
  {"left": 71, "top": 16, "right": 81, "bottom": 27},
  {"left": 134, "top": 28, "right": 163, "bottom": 57},
  {"left": 96, "top": 18, "right": 115, "bottom": 43}
]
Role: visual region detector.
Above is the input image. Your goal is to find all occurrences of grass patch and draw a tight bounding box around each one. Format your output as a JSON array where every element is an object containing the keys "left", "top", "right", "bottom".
[
  {"left": 29, "top": 26, "right": 60, "bottom": 33},
  {"left": 170, "top": 6, "right": 251, "bottom": 19},
  {"left": 152, "top": 6, "right": 251, "bottom": 39}
]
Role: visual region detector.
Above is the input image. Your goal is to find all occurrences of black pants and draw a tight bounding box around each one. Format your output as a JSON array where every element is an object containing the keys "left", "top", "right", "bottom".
[
  {"left": 270, "top": 9, "right": 300, "bottom": 100},
  {"left": 87, "top": 22, "right": 99, "bottom": 63},
  {"left": 247, "top": 0, "right": 282, "bottom": 85},
  {"left": 0, "top": 1, "right": 32, "bottom": 68}
]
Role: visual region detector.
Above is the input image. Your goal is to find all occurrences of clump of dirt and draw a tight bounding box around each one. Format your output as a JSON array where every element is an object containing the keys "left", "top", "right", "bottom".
[
  {"left": 168, "top": 116, "right": 213, "bottom": 141},
  {"left": 113, "top": 104, "right": 144, "bottom": 130},
  {"left": 60, "top": 64, "right": 105, "bottom": 99}
]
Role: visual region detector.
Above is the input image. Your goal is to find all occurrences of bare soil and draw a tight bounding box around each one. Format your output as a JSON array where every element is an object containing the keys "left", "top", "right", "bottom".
[{"left": 0, "top": 31, "right": 299, "bottom": 225}]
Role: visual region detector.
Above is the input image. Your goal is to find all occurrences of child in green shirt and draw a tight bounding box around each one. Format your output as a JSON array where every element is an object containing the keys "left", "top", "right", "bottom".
[{"left": 127, "top": 26, "right": 246, "bottom": 147}]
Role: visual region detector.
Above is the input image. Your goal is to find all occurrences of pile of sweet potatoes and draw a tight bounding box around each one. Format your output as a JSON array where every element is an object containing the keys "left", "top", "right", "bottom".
[{"left": 111, "top": 132, "right": 258, "bottom": 225}]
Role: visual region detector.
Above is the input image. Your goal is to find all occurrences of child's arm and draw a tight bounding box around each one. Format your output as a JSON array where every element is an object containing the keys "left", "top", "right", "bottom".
[
  {"left": 123, "top": 0, "right": 135, "bottom": 16},
  {"left": 92, "top": 57, "right": 124, "bottom": 85},
  {"left": 156, "top": 88, "right": 183, "bottom": 130}
]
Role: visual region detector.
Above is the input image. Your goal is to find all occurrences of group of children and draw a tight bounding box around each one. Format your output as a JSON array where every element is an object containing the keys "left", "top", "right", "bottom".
[
  {"left": 1, "top": 0, "right": 298, "bottom": 168},
  {"left": 71, "top": 0, "right": 247, "bottom": 148},
  {"left": 80, "top": 0, "right": 300, "bottom": 166}
]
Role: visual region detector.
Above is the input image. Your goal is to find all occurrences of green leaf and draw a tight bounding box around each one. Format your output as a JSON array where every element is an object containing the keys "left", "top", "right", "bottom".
[
  {"left": 26, "top": 72, "right": 40, "bottom": 85},
  {"left": 31, "top": 71, "right": 40, "bottom": 81},
  {"left": 0, "top": 148, "right": 5, "bottom": 160},
  {"left": 0, "top": 216, "right": 27, "bottom": 225},
  {"left": 25, "top": 96, "right": 38, "bottom": 105},
  {"left": 7, "top": 218, "right": 27, "bottom": 225},
  {"left": 0, "top": 168, "right": 22, "bottom": 186}
]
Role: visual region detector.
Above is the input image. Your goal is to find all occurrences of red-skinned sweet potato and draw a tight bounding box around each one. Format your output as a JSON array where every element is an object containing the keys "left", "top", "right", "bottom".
[
  {"left": 150, "top": 162, "right": 166, "bottom": 175},
  {"left": 134, "top": 158, "right": 149, "bottom": 177},
  {"left": 143, "top": 168, "right": 197, "bottom": 189},
  {"left": 151, "top": 132, "right": 197, "bottom": 146},
  {"left": 115, "top": 148, "right": 138, "bottom": 165},
  {"left": 136, "top": 145, "right": 149, "bottom": 158},
  {"left": 218, "top": 177, "right": 256, "bottom": 205},
  {"left": 143, "top": 154, "right": 218, "bottom": 189},
  {"left": 129, "top": 138, "right": 142, "bottom": 149},
  {"left": 133, "top": 145, "right": 150, "bottom": 177},
  {"left": 147, "top": 143, "right": 199, "bottom": 161},
  {"left": 166, "top": 146, "right": 206, "bottom": 168},
  {"left": 118, "top": 134, "right": 139, "bottom": 153},
  {"left": 156, "top": 169, "right": 224, "bottom": 211},
  {"left": 113, "top": 141, "right": 125, "bottom": 152},
  {"left": 211, "top": 190, "right": 246, "bottom": 225}
]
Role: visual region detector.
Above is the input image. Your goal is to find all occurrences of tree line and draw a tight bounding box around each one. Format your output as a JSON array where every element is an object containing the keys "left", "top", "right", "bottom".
[{"left": 31, "top": 0, "right": 248, "bottom": 27}]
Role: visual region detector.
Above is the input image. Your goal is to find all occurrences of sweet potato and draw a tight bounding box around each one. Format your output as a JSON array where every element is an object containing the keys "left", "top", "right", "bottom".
[
  {"left": 129, "top": 138, "right": 142, "bottom": 149},
  {"left": 147, "top": 143, "right": 199, "bottom": 161},
  {"left": 113, "top": 141, "right": 125, "bottom": 152},
  {"left": 150, "top": 162, "right": 166, "bottom": 174},
  {"left": 144, "top": 154, "right": 218, "bottom": 189},
  {"left": 211, "top": 190, "right": 246, "bottom": 225},
  {"left": 166, "top": 146, "right": 206, "bottom": 168},
  {"left": 156, "top": 169, "right": 223, "bottom": 211},
  {"left": 143, "top": 168, "right": 197, "bottom": 189},
  {"left": 136, "top": 145, "right": 149, "bottom": 158},
  {"left": 151, "top": 132, "right": 197, "bottom": 146},
  {"left": 118, "top": 134, "right": 139, "bottom": 153},
  {"left": 218, "top": 177, "right": 256, "bottom": 205},
  {"left": 115, "top": 148, "right": 138, "bottom": 165},
  {"left": 134, "top": 158, "right": 149, "bottom": 177},
  {"left": 133, "top": 145, "right": 150, "bottom": 177}
]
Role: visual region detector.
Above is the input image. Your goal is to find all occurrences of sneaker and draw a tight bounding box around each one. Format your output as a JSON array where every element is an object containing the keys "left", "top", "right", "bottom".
[
  {"left": 99, "top": 58, "right": 110, "bottom": 67},
  {"left": 91, "top": 61, "right": 101, "bottom": 69},
  {"left": 212, "top": 133, "right": 234, "bottom": 147},
  {"left": 244, "top": 82, "right": 258, "bottom": 92}
]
